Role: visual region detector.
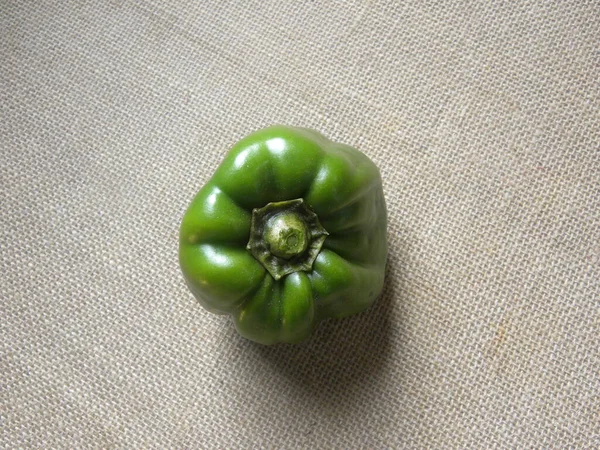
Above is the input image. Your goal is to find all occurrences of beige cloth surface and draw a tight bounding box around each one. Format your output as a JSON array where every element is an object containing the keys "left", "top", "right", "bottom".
[{"left": 1, "top": 1, "right": 599, "bottom": 448}]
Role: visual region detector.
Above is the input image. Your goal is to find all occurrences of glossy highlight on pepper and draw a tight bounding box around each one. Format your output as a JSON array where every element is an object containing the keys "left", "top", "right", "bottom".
[{"left": 179, "top": 125, "right": 387, "bottom": 344}]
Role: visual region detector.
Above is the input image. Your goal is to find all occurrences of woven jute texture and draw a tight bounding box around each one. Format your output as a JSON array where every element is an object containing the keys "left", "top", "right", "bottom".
[{"left": 1, "top": 1, "right": 599, "bottom": 448}]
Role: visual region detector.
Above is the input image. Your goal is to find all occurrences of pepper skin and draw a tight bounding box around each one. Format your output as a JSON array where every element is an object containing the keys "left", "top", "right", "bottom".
[{"left": 179, "top": 126, "right": 387, "bottom": 344}]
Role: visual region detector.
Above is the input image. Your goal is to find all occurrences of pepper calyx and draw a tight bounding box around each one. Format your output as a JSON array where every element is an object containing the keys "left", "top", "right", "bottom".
[{"left": 247, "top": 198, "right": 328, "bottom": 280}]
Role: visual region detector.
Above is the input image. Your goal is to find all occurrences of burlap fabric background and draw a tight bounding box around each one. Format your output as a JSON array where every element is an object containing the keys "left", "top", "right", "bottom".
[{"left": 2, "top": 1, "right": 599, "bottom": 448}]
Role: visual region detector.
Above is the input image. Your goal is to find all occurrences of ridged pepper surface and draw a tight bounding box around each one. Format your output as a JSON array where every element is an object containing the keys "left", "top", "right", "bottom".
[{"left": 179, "top": 126, "right": 387, "bottom": 344}]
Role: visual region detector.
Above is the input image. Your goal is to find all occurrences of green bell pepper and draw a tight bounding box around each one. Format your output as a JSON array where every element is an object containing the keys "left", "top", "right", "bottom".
[{"left": 179, "top": 126, "right": 387, "bottom": 344}]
